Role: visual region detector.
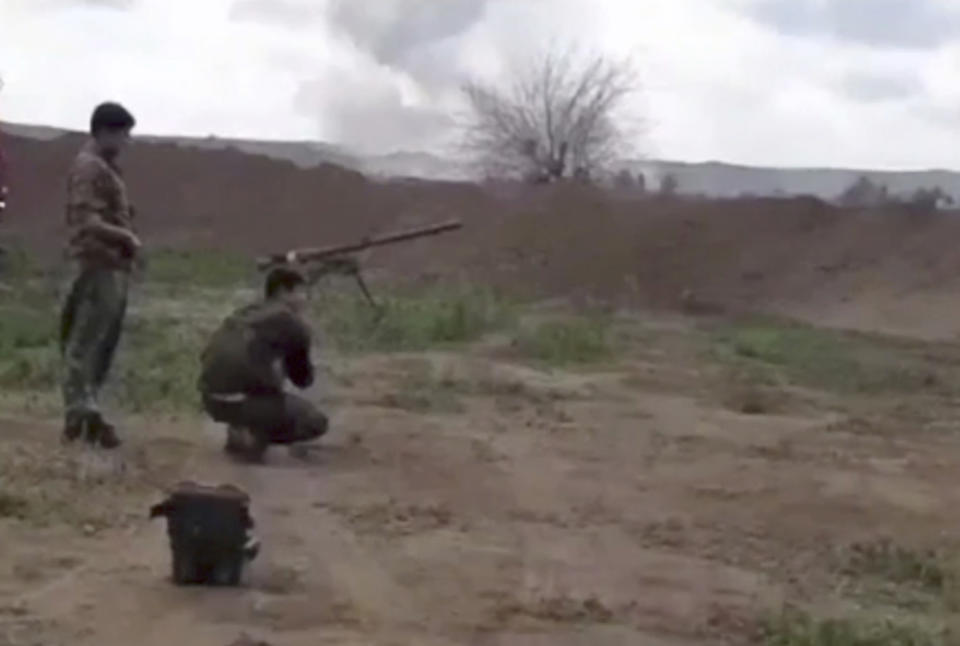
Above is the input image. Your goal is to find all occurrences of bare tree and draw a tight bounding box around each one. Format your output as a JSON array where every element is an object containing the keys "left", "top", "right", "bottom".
[
  {"left": 458, "top": 45, "right": 642, "bottom": 182},
  {"left": 836, "top": 176, "right": 888, "bottom": 208}
]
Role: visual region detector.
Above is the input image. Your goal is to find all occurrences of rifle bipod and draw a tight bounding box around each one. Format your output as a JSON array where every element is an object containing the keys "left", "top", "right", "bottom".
[
  {"left": 351, "top": 270, "right": 384, "bottom": 321},
  {"left": 305, "top": 257, "right": 384, "bottom": 321}
]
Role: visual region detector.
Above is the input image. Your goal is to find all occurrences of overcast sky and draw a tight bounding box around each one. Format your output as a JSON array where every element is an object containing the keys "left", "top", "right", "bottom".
[{"left": 1, "top": 0, "right": 958, "bottom": 170}]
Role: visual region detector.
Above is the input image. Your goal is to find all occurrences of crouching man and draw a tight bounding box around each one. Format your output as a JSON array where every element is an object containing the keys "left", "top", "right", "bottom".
[{"left": 198, "top": 267, "right": 328, "bottom": 462}]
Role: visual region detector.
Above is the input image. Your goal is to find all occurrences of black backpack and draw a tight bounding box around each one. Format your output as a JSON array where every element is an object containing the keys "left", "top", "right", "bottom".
[{"left": 149, "top": 481, "right": 258, "bottom": 586}]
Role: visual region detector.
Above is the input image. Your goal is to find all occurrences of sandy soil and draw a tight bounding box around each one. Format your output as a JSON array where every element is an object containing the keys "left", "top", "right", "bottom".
[{"left": 2, "top": 314, "right": 959, "bottom": 646}]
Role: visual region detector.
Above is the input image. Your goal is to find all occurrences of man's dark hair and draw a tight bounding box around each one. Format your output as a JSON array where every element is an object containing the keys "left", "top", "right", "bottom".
[
  {"left": 264, "top": 267, "right": 306, "bottom": 299},
  {"left": 90, "top": 102, "right": 136, "bottom": 135}
]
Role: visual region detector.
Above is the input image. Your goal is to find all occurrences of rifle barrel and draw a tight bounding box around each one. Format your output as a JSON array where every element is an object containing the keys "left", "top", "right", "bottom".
[{"left": 258, "top": 219, "right": 462, "bottom": 267}]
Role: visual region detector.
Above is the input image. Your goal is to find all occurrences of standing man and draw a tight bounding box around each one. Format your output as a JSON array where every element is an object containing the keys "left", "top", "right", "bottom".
[
  {"left": 60, "top": 102, "right": 141, "bottom": 448},
  {"left": 198, "top": 267, "right": 328, "bottom": 463}
]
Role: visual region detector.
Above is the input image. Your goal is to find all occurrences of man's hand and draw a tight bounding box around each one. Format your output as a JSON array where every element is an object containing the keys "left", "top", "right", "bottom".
[
  {"left": 125, "top": 231, "right": 142, "bottom": 253},
  {"left": 82, "top": 216, "right": 139, "bottom": 251}
]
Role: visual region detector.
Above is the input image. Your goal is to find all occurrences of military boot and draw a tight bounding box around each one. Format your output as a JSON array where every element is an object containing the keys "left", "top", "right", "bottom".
[
  {"left": 61, "top": 417, "right": 83, "bottom": 444},
  {"left": 95, "top": 420, "right": 122, "bottom": 449},
  {"left": 243, "top": 534, "right": 260, "bottom": 561},
  {"left": 84, "top": 412, "right": 121, "bottom": 449},
  {"left": 224, "top": 426, "right": 245, "bottom": 454},
  {"left": 224, "top": 426, "right": 268, "bottom": 463}
]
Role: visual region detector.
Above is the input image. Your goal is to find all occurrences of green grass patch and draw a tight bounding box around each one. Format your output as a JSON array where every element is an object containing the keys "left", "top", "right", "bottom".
[
  {"left": 0, "top": 275, "right": 518, "bottom": 413},
  {"left": 315, "top": 284, "right": 513, "bottom": 353},
  {"left": 0, "top": 297, "right": 210, "bottom": 413},
  {"left": 0, "top": 304, "right": 56, "bottom": 355},
  {"left": 762, "top": 607, "right": 942, "bottom": 646},
  {"left": 710, "top": 317, "right": 946, "bottom": 396},
  {"left": 107, "top": 313, "right": 212, "bottom": 413},
  {"left": 837, "top": 539, "right": 960, "bottom": 612},
  {"left": 512, "top": 316, "right": 615, "bottom": 365},
  {"left": 843, "top": 539, "right": 948, "bottom": 592},
  {"left": 0, "top": 302, "right": 61, "bottom": 391},
  {"left": 0, "top": 347, "right": 60, "bottom": 391},
  {"left": 376, "top": 362, "right": 465, "bottom": 414},
  {"left": 0, "top": 240, "right": 41, "bottom": 283},
  {"left": 0, "top": 491, "right": 31, "bottom": 520},
  {"left": 143, "top": 248, "right": 254, "bottom": 287}
]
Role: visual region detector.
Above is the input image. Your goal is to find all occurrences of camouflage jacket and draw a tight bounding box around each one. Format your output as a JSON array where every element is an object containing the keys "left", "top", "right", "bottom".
[
  {"left": 198, "top": 300, "right": 314, "bottom": 397},
  {"left": 65, "top": 140, "right": 136, "bottom": 270}
]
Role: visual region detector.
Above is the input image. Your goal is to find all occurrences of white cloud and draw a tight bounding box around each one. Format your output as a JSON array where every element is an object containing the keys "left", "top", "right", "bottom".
[
  {"left": 0, "top": 0, "right": 325, "bottom": 139},
  {"left": 0, "top": 0, "right": 956, "bottom": 169}
]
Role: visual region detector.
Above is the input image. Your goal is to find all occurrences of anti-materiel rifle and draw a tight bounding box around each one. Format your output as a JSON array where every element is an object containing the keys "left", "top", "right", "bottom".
[{"left": 256, "top": 219, "right": 463, "bottom": 314}]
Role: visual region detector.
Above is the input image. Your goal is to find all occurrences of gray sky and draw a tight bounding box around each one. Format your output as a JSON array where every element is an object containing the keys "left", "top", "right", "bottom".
[{"left": 0, "top": 0, "right": 958, "bottom": 169}]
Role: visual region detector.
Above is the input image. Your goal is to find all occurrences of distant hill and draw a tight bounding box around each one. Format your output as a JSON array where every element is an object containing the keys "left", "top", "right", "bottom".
[
  {"left": 359, "top": 150, "right": 474, "bottom": 182},
  {"left": 0, "top": 121, "right": 359, "bottom": 170},
  {"left": 1, "top": 122, "right": 66, "bottom": 141},
  {"left": 3, "top": 120, "right": 958, "bottom": 199},
  {"left": 138, "top": 135, "right": 360, "bottom": 171},
  {"left": 621, "top": 160, "right": 960, "bottom": 202}
]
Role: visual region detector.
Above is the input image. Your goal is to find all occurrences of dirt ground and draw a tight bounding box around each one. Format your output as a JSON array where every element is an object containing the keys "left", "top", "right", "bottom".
[{"left": 2, "top": 307, "right": 960, "bottom": 646}]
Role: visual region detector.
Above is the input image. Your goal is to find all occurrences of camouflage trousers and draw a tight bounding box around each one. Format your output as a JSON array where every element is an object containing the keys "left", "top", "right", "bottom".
[
  {"left": 60, "top": 266, "right": 129, "bottom": 426},
  {"left": 201, "top": 392, "right": 328, "bottom": 445}
]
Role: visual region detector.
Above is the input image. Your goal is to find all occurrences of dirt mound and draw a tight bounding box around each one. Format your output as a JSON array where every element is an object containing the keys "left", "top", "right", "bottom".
[{"left": 4, "top": 132, "right": 960, "bottom": 336}]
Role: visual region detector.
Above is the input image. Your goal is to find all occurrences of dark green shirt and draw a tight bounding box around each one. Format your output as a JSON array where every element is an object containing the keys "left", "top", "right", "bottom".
[{"left": 198, "top": 300, "right": 314, "bottom": 396}]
